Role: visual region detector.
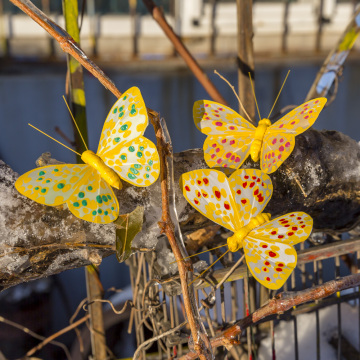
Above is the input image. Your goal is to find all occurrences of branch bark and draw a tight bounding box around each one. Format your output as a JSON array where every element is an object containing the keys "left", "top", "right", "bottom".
[{"left": 1, "top": 127, "right": 360, "bottom": 289}]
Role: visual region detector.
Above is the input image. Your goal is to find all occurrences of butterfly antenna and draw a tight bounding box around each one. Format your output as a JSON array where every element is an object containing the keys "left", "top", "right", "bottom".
[
  {"left": 169, "top": 244, "right": 228, "bottom": 264},
  {"left": 28, "top": 123, "right": 82, "bottom": 156},
  {"left": 248, "top": 72, "right": 262, "bottom": 121},
  {"left": 62, "top": 95, "right": 88, "bottom": 151},
  {"left": 267, "top": 70, "right": 290, "bottom": 119},
  {"left": 214, "top": 70, "right": 253, "bottom": 123},
  {"left": 188, "top": 249, "right": 230, "bottom": 287}
]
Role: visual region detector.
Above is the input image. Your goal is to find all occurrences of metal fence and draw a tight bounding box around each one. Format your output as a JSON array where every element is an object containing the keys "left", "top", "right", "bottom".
[{"left": 127, "top": 232, "right": 360, "bottom": 359}]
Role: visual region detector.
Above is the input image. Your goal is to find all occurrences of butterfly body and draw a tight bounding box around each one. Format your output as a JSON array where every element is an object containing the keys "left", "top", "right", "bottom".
[
  {"left": 181, "top": 168, "right": 313, "bottom": 289},
  {"left": 15, "top": 87, "right": 160, "bottom": 224},
  {"left": 227, "top": 212, "right": 271, "bottom": 252},
  {"left": 194, "top": 97, "right": 327, "bottom": 173},
  {"left": 250, "top": 119, "right": 271, "bottom": 162},
  {"left": 81, "top": 150, "right": 122, "bottom": 190}
]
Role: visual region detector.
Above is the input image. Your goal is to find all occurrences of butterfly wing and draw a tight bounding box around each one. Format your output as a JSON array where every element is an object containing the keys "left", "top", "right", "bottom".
[
  {"left": 194, "top": 100, "right": 256, "bottom": 169},
  {"left": 180, "top": 169, "right": 242, "bottom": 232},
  {"left": 193, "top": 100, "right": 256, "bottom": 134},
  {"left": 97, "top": 87, "right": 148, "bottom": 155},
  {"left": 96, "top": 87, "right": 160, "bottom": 187},
  {"left": 260, "top": 133, "right": 295, "bottom": 174},
  {"left": 101, "top": 136, "right": 160, "bottom": 187},
  {"left": 228, "top": 169, "right": 273, "bottom": 226},
  {"left": 269, "top": 98, "right": 327, "bottom": 134},
  {"left": 250, "top": 212, "right": 313, "bottom": 245},
  {"left": 261, "top": 98, "right": 327, "bottom": 174},
  {"left": 243, "top": 235, "right": 297, "bottom": 290},
  {"left": 67, "top": 167, "right": 119, "bottom": 224},
  {"left": 243, "top": 212, "right": 313, "bottom": 289},
  {"left": 15, "top": 164, "right": 88, "bottom": 206},
  {"left": 203, "top": 135, "right": 253, "bottom": 169}
]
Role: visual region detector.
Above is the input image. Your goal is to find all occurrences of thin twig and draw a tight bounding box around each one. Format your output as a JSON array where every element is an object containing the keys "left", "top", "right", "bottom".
[
  {"left": 178, "top": 272, "right": 360, "bottom": 359},
  {"left": 83, "top": 299, "right": 133, "bottom": 315},
  {"left": 142, "top": 0, "right": 228, "bottom": 106},
  {"left": 133, "top": 321, "right": 187, "bottom": 360},
  {"left": 0, "top": 316, "right": 71, "bottom": 360},
  {"left": 151, "top": 114, "right": 212, "bottom": 359},
  {"left": 26, "top": 315, "right": 90, "bottom": 357}
]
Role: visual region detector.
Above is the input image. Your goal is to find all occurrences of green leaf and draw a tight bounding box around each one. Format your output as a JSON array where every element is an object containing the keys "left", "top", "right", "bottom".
[{"left": 115, "top": 206, "right": 144, "bottom": 262}]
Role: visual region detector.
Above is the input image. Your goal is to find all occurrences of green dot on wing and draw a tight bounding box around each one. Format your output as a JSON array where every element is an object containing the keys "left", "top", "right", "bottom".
[
  {"left": 46, "top": 180, "right": 50, "bottom": 183},
  {"left": 134, "top": 164, "right": 141, "bottom": 169},
  {"left": 41, "top": 188, "right": 47, "bottom": 193},
  {"left": 107, "top": 195, "right": 111, "bottom": 200},
  {"left": 78, "top": 192, "right": 85, "bottom": 198},
  {"left": 137, "top": 152, "right": 143, "bottom": 158},
  {"left": 148, "top": 160, "right": 153, "bottom": 165},
  {"left": 145, "top": 174, "right": 149, "bottom": 178},
  {"left": 129, "top": 146, "right": 135, "bottom": 152},
  {"left": 96, "top": 195, "right": 102, "bottom": 204},
  {"left": 104, "top": 211, "right": 108, "bottom": 215},
  {"left": 114, "top": 137, "right": 121, "bottom": 143},
  {"left": 128, "top": 173, "right": 136, "bottom": 180},
  {"left": 82, "top": 200, "right": 87, "bottom": 206},
  {"left": 87, "top": 186, "right": 93, "bottom": 191},
  {"left": 57, "top": 183, "right": 65, "bottom": 189},
  {"left": 98, "top": 209, "right": 102, "bottom": 214},
  {"left": 35, "top": 187, "right": 39, "bottom": 190},
  {"left": 73, "top": 202, "right": 80, "bottom": 207},
  {"left": 111, "top": 206, "right": 114, "bottom": 210},
  {"left": 139, "top": 146, "right": 144, "bottom": 151},
  {"left": 39, "top": 171, "right": 45, "bottom": 176},
  {"left": 120, "top": 155, "right": 127, "bottom": 160},
  {"left": 92, "top": 210, "right": 97, "bottom": 215},
  {"left": 102, "top": 195, "right": 108, "bottom": 202}
]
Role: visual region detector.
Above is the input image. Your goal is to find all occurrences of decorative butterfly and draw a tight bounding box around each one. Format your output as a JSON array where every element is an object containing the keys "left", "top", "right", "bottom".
[
  {"left": 193, "top": 98, "right": 327, "bottom": 174},
  {"left": 15, "top": 87, "right": 160, "bottom": 224},
  {"left": 180, "top": 168, "right": 313, "bottom": 289}
]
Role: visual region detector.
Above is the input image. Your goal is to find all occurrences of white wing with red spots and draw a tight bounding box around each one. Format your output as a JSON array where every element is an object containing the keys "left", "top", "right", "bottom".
[
  {"left": 203, "top": 135, "right": 253, "bottom": 169},
  {"left": 228, "top": 169, "right": 273, "bottom": 227},
  {"left": 243, "top": 236, "right": 297, "bottom": 290},
  {"left": 250, "top": 212, "right": 313, "bottom": 245},
  {"left": 180, "top": 169, "right": 242, "bottom": 232},
  {"left": 193, "top": 100, "right": 256, "bottom": 134}
]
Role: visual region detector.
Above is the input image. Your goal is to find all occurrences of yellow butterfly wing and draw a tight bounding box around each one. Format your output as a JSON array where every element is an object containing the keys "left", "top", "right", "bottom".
[
  {"left": 97, "top": 87, "right": 160, "bottom": 187},
  {"left": 243, "top": 235, "right": 297, "bottom": 290},
  {"left": 261, "top": 98, "right": 327, "bottom": 173},
  {"left": 67, "top": 167, "right": 119, "bottom": 224},
  {"left": 228, "top": 169, "right": 273, "bottom": 227},
  {"left": 243, "top": 212, "right": 313, "bottom": 289},
  {"left": 15, "top": 164, "right": 88, "bottom": 206},
  {"left": 194, "top": 100, "right": 256, "bottom": 169},
  {"left": 180, "top": 169, "right": 242, "bottom": 232}
]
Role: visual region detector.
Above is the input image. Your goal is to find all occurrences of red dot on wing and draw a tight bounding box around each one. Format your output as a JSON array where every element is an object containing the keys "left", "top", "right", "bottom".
[
  {"left": 203, "top": 178, "right": 209, "bottom": 185},
  {"left": 185, "top": 185, "right": 190, "bottom": 191},
  {"left": 269, "top": 251, "right": 276, "bottom": 257},
  {"left": 278, "top": 235, "right": 284, "bottom": 239},
  {"left": 224, "top": 203, "right": 230, "bottom": 210},
  {"left": 194, "top": 199, "right": 199, "bottom": 205},
  {"left": 250, "top": 182, "right": 255, "bottom": 188},
  {"left": 271, "top": 231, "right": 277, "bottom": 235},
  {"left": 254, "top": 189, "right": 259, "bottom": 195},
  {"left": 237, "top": 189, "right": 241, "bottom": 195},
  {"left": 241, "top": 199, "right": 247, "bottom": 204},
  {"left": 288, "top": 232, "right": 294, "bottom": 236},
  {"left": 262, "top": 244, "right": 268, "bottom": 248},
  {"left": 265, "top": 261, "right": 270, "bottom": 266},
  {"left": 266, "top": 277, "right": 271, "bottom": 281},
  {"left": 276, "top": 267, "right": 283, "bottom": 272},
  {"left": 215, "top": 190, "right": 221, "bottom": 199}
]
